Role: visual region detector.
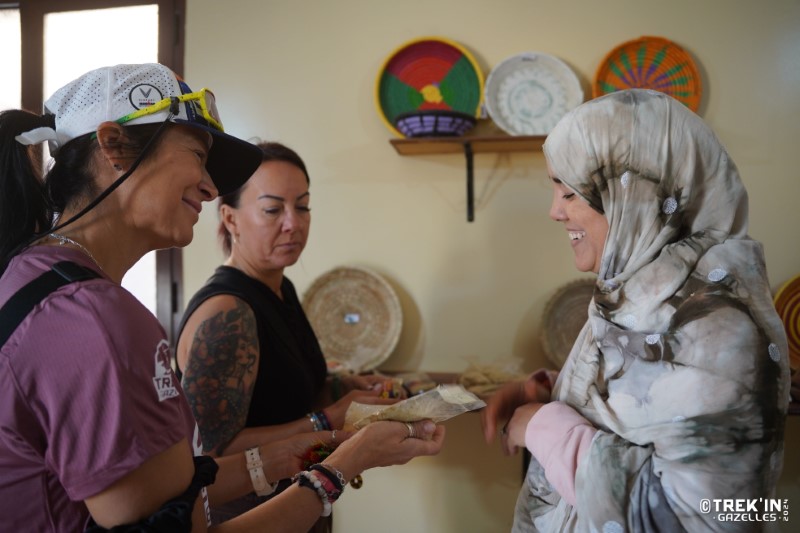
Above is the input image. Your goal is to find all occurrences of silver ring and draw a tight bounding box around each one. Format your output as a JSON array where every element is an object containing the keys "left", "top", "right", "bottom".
[
  {"left": 331, "top": 429, "right": 337, "bottom": 441},
  {"left": 405, "top": 422, "right": 415, "bottom": 439}
]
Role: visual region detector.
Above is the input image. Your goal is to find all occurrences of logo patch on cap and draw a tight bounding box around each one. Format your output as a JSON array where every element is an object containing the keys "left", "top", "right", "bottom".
[{"left": 129, "top": 83, "right": 164, "bottom": 110}]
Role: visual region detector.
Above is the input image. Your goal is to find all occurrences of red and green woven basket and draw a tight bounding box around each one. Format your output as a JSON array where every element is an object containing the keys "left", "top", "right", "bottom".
[{"left": 375, "top": 37, "right": 484, "bottom": 137}]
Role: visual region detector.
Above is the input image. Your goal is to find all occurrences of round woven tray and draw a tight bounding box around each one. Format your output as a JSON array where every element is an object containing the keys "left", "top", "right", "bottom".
[
  {"left": 774, "top": 273, "right": 800, "bottom": 371},
  {"left": 484, "top": 51, "right": 583, "bottom": 135},
  {"left": 541, "top": 278, "right": 595, "bottom": 368},
  {"left": 375, "top": 36, "right": 484, "bottom": 138},
  {"left": 593, "top": 36, "right": 702, "bottom": 112},
  {"left": 302, "top": 266, "right": 402, "bottom": 372}
]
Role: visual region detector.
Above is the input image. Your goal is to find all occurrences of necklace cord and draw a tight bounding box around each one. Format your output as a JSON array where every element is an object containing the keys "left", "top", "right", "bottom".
[{"left": 49, "top": 232, "right": 99, "bottom": 266}]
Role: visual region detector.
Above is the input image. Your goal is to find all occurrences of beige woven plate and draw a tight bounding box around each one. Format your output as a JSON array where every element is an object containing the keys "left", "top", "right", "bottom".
[
  {"left": 541, "top": 278, "right": 595, "bottom": 368},
  {"left": 485, "top": 51, "right": 583, "bottom": 135},
  {"left": 302, "top": 266, "right": 402, "bottom": 372}
]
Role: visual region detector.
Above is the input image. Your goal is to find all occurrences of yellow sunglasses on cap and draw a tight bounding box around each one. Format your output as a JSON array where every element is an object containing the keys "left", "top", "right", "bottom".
[{"left": 115, "top": 87, "right": 224, "bottom": 131}]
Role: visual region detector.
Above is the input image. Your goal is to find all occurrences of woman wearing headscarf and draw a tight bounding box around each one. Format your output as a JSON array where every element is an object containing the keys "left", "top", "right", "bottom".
[{"left": 482, "top": 89, "right": 789, "bottom": 532}]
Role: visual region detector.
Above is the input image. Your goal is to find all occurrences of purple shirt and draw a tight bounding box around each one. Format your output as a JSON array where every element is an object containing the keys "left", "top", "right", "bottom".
[{"left": 0, "top": 247, "right": 201, "bottom": 531}]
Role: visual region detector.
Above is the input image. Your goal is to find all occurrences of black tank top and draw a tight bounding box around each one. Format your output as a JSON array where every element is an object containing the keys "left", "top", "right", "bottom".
[{"left": 177, "top": 266, "right": 327, "bottom": 426}]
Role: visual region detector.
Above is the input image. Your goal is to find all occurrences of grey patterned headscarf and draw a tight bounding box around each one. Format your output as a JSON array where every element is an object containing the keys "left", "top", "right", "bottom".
[{"left": 514, "top": 90, "right": 789, "bottom": 532}]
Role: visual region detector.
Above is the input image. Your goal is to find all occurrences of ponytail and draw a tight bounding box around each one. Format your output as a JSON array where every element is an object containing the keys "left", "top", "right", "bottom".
[
  {"left": 0, "top": 110, "right": 55, "bottom": 269},
  {"left": 0, "top": 114, "right": 164, "bottom": 272}
]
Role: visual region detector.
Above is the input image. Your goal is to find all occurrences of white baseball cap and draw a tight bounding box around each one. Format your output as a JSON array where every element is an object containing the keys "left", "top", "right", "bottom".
[{"left": 16, "top": 63, "right": 261, "bottom": 195}]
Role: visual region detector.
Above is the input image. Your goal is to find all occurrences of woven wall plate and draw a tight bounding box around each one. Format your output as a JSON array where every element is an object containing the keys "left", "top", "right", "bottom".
[
  {"left": 484, "top": 52, "right": 583, "bottom": 135},
  {"left": 375, "top": 36, "right": 484, "bottom": 138},
  {"left": 774, "top": 274, "right": 800, "bottom": 371},
  {"left": 302, "top": 266, "right": 403, "bottom": 372},
  {"left": 593, "top": 36, "right": 702, "bottom": 112},
  {"left": 541, "top": 278, "right": 595, "bottom": 369}
]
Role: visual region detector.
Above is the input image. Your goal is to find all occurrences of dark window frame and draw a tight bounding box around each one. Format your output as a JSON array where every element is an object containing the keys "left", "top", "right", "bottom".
[{"left": 14, "top": 0, "right": 187, "bottom": 345}]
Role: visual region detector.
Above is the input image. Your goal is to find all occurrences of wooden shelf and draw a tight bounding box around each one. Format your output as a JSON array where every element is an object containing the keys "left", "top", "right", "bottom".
[
  {"left": 382, "top": 370, "right": 460, "bottom": 384},
  {"left": 390, "top": 134, "right": 546, "bottom": 156},
  {"left": 389, "top": 135, "right": 546, "bottom": 222}
]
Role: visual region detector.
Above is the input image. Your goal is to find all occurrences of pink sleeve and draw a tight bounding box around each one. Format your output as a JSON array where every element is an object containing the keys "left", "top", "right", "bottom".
[{"left": 524, "top": 401, "right": 597, "bottom": 506}]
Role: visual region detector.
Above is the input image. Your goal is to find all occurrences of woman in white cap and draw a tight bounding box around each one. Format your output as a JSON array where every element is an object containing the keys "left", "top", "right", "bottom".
[
  {"left": 481, "top": 89, "right": 788, "bottom": 532},
  {"left": 0, "top": 63, "right": 444, "bottom": 532}
]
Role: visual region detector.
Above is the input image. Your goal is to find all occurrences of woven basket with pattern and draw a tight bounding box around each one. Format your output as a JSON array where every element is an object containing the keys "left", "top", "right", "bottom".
[
  {"left": 774, "top": 274, "right": 800, "bottom": 371},
  {"left": 375, "top": 36, "right": 484, "bottom": 138},
  {"left": 593, "top": 36, "right": 702, "bottom": 112},
  {"left": 541, "top": 278, "right": 595, "bottom": 369},
  {"left": 302, "top": 266, "right": 402, "bottom": 372}
]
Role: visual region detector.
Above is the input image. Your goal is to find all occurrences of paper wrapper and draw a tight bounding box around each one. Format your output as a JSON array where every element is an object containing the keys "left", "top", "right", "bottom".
[{"left": 344, "top": 384, "right": 486, "bottom": 429}]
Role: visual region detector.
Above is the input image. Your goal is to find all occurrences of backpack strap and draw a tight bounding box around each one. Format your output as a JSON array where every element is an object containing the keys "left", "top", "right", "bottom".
[{"left": 0, "top": 261, "right": 101, "bottom": 349}]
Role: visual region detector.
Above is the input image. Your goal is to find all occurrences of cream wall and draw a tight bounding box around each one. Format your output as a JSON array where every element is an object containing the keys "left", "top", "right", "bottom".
[{"left": 182, "top": 0, "right": 800, "bottom": 531}]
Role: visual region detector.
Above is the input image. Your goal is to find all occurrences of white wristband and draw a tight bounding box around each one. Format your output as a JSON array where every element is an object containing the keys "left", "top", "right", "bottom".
[{"left": 245, "top": 447, "right": 277, "bottom": 496}]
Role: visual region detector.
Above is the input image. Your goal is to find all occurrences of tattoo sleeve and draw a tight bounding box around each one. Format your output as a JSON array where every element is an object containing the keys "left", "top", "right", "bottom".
[{"left": 181, "top": 298, "right": 259, "bottom": 455}]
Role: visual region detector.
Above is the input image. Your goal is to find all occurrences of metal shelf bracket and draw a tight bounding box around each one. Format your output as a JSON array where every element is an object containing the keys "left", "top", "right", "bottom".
[{"left": 464, "top": 142, "right": 474, "bottom": 222}]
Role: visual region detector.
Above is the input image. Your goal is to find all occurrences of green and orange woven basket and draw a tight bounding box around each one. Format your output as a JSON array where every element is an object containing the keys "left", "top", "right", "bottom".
[
  {"left": 775, "top": 274, "right": 800, "bottom": 371},
  {"left": 593, "top": 36, "right": 702, "bottom": 112}
]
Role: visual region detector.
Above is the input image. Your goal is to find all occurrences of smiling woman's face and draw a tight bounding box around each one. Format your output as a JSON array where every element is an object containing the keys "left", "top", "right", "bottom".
[
  {"left": 119, "top": 125, "right": 216, "bottom": 250},
  {"left": 547, "top": 163, "right": 609, "bottom": 274}
]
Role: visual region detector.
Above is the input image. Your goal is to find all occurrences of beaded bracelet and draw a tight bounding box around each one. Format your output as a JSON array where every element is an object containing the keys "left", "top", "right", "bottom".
[
  {"left": 309, "top": 463, "right": 346, "bottom": 492},
  {"left": 307, "top": 412, "right": 323, "bottom": 432},
  {"left": 316, "top": 410, "right": 332, "bottom": 431},
  {"left": 293, "top": 470, "right": 342, "bottom": 516},
  {"left": 306, "top": 410, "right": 332, "bottom": 431},
  {"left": 312, "top": 471, "right": 342, "bottom": 502}
]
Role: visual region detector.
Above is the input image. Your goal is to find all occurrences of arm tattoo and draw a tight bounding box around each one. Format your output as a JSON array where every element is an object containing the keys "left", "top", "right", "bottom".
[{"left": 181, "top": 298, "right": 259, "bottom": 455}]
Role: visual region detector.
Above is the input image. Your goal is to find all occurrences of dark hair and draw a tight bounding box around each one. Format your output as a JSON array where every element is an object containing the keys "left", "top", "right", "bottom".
[
  {"left": 217, "top": 141, "right": 310, "bottom": 256},
  {"left": 0, "top": 109, "right": 162, "bottom": 271},
  {"left": 0, "top": 110, "right": 54, "bottom": 269}
]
